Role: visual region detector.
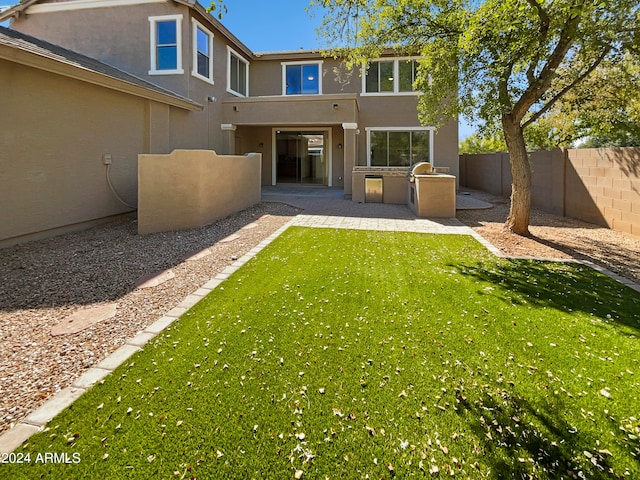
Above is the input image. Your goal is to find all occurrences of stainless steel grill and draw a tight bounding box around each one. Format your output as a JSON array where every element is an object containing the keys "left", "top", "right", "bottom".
[{"left": 407, "top": 162, "right": 433, "bottom": 183}]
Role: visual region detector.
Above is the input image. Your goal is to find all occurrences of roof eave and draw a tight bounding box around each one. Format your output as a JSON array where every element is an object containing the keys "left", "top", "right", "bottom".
[
  {"left": 0, "top": 44, "right": 203, "bottom": 111},
  {"left": 1, "top": 0, "right": 255, "bottom": 61},
  {"left": 0, "top": 0, "right": 38, "bottom": 22},
  {"left": 172, "top": 0, "right": 254, "bottom": 60}
]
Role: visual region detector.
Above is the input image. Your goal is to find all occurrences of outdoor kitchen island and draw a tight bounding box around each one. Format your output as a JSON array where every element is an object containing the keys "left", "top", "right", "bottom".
[{"left": 351, "top": 165, "right": 456, "bottom": 218}]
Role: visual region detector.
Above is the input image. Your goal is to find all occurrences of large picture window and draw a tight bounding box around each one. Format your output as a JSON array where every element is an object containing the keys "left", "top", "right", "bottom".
[
  {"left": 227, "top": 47, "right": 249, "bottom": 96},
  {"left": 282, "top": 61, "right": 322, "bottom": 95},
  {"left": 367, "top": 128, "right": 432, "bottom": 167},
  {"left": 149, "top": 15, "right": 183, "bottom": 75},
  {"left": 364, "top": 58, "right": 419, "bottom": 94},
  {"left": 192, "top": 19, "right": 213, "bottom": 83}
]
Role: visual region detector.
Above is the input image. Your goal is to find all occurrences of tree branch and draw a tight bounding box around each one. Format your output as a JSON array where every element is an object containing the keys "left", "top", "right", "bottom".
[
  {"left": 391, "top": 6, "right": 463, "bottom": 41},
  {"left": 512, "top": 2, "right": 584, "bottom": 121},
  {"left": 523, "top": 47, "right": 609, "bottom": 128},
  {"left": 498, "top": 59, "right": 516, "bottom": 113},
  {"left": 525, "top": 0, "right": 550, "bottom": 85}
]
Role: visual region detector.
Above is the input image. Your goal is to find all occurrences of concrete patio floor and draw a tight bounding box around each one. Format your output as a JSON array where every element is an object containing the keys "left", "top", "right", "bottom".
[{"left": 261, "top": 185, "right": 493, "bottom": 215}]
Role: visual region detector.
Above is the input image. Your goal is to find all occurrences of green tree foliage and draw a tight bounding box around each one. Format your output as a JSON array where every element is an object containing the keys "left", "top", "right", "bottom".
[
  {"left": 524, "top": 54, "right": 640, "bottom": 148},
  {"left": 312, "top": 0, "right": 639, "bottom": 235},
  {"left": 206, "top": 0, "right": 227, "bottom": 18},
  {"left": 459, "top": 132, "right": 507, "bottom": 154},
  {"left": 562, "top": 55, "right": 640, "bottom": 147}
]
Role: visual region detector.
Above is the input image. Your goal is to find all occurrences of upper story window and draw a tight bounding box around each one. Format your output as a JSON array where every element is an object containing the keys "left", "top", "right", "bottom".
[
  {"left": 149, "top": 15, "right": 184, "bottom": 75},
  {"left": 398, "top": 59, "right": 417, "bottom": 91},
  {"left": 282, "top": 61, "right": 323, "bottom": 95},
  {"left": 227, "top": 46, "right": 249, "bottom": 96},
  {"left": 363, "top": 58, "right": 419, "bottom": 95},
  {"left": 192, "top": 19, "right": 214, "bottom": 84}
]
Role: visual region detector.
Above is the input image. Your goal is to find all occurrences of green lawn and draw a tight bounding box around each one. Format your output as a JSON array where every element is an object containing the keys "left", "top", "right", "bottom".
[{"left": 4, "top": 227, "right": 640, "bottom": 479}]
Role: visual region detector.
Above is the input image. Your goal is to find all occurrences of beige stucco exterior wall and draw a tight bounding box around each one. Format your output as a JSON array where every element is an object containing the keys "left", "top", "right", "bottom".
[
  {"left": 10, "top": 2, "right": 247, "bottom": 154},
  {"left": 0, "top": 58, "right": 149, "bottom": 246},
  {"left": 433, "top": 119, "right": 460, "bottom": 183},
  {"left": 249, "top": 55, "right": 358, "bottom": 97},
  {"left": 357, "top": 97, "right": 459, "bottom": 184},
  {"left": 11, "top": 2, "right": 181, "bottom": 83},
  {"left": 138, "top": 150, "right": 262, "bottom": 234},
  {"left": 229, "top": 126, "right": 272, "bottom": 184}
]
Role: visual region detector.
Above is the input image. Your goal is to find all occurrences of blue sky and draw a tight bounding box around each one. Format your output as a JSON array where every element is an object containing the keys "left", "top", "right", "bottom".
[
  {"left": 0, "top": 0, "right": 473, "bottom": 138},
  {"left": 218, "top": 0, "right": 324, "bottom": 52}
]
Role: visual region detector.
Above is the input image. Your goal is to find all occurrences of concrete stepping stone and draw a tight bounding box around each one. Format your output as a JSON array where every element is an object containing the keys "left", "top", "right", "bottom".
[
  {"left": 51, "top": 303, "right": 118, "bottom": 336},
  {"left": 135, "top": 269, "right": 175, "bottom": 289},
  {"left": 456, "top": 193, "right": 493, "bottom": 210},
  {"left": 219, "top": 233, "right": 240, "bottom": 243},
  {"left": 241, "top": 222, "right": 258, "bottom": 230},
  {"left": 182, "top": 247, "right": 212, "bottom": 261}
]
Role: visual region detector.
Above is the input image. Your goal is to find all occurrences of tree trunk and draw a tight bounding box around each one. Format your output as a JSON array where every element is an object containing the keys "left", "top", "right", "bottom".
[{"left": 502, "top": 114, "right": 532, "bottom": 236}]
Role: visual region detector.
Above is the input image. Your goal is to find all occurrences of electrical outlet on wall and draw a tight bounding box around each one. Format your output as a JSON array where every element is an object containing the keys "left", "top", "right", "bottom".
[{"left": 103, "top": 153, "right": 112, "bottom": 165}]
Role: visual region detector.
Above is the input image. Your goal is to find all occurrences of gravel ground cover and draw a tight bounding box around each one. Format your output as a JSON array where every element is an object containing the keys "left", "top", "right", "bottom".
[
  {"left": 456, "top": 190, "right": 640, "bottom": 284},
  {"left": 0, "top": 203, "right": 301, "bottom": 435}
]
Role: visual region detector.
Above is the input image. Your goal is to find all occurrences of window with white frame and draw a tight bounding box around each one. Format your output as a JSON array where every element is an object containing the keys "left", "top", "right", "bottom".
[
  {"left": 363, "top": 58, "right": 419, "bottom": 94},
  {"left": 149, "top": 15, "right": 183, "bottom": 75},
  {"left": 227, "top": 47, "right": 249, "bottom": 96},
  {"left": 282, "top": 61, "right": 322, "bottom": 95},
  {"left": 192, "top": 19, "right": 213, "bottom": 83},
  {"left": 367, "top": 127, "right": 433, "bottom": 167}
]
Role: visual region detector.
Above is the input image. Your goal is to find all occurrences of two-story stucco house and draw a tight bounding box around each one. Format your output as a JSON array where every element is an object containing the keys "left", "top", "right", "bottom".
[{"left": 0, "top": 0, "right": 458, "bottom": 245}]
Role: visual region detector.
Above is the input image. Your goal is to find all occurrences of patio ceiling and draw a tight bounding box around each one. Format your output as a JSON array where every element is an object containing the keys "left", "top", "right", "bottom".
[{"left": 221, "top": 93, "right": 359, "bottom": 126}]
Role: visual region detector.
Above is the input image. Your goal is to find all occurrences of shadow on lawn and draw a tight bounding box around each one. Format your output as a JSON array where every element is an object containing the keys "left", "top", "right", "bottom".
[
  {"left": 455, "top": 385, "right": 636, "bottom": 478},
  {"left": 452, "top": 259, "right": 640, "bottom": 334}
]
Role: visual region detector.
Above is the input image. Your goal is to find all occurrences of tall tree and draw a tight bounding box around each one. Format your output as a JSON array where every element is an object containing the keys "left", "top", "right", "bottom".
[{"left": 311, "top": 0, "right": 639, "bottom": 235}]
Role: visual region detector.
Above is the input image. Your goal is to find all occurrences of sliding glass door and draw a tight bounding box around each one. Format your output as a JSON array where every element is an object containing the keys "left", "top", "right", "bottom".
[{"left": 275, "top": 131, "right": 327, "bottom": 185}]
